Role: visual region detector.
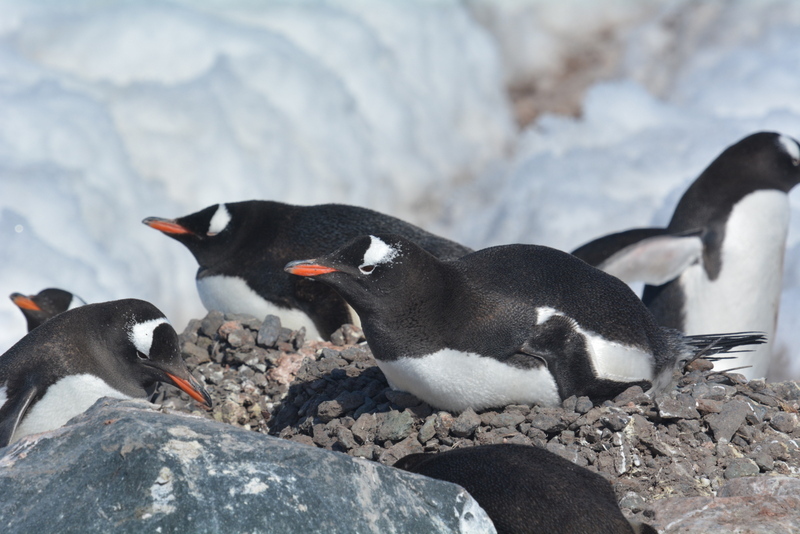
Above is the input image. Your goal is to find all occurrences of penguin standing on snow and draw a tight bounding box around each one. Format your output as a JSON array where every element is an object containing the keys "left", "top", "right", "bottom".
[
  {"left": 285, "top": 234, "right": 764, "bottom": 412},
  {"left": 143, "top": 201, "right": 471, "bottom": 340},
  {"left": 10, "top": 288, "right": 86, "bottom": 331},
  {"left": 572, "top": 132, "right": 800, "bottom": 379},
  {"left": 0, "top": 299, "right": 212, "bottom": 447}
]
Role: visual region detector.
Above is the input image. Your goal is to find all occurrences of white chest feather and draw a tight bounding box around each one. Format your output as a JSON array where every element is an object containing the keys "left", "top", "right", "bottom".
[
  {"left": 197, "top": 275, "right": 327, "bottom": 340},
  {"left": 376, "top": 349, "right": 561, "bottom": 412},
  {"left": 679, "top": 190, "right": 789, "bottom": 379},
  {"left": 11, "top": 374, "right": 133, "bottom": 444}
]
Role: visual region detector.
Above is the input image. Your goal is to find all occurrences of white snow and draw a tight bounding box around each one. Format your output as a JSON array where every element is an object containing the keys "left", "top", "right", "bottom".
[{"left": 3, "top": 1, "right": 800, "bottom": 379}]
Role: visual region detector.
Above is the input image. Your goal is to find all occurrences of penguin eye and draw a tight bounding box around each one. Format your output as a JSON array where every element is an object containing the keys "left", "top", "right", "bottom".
[
  {"left": 136, "top": 350, "right": 150, "bottom": 361},
  {"left": 792, "top": 157, "right": 800, "bottom": 167},
  {"left": 359, "top": 264, "right": 376, "bottom": 274}
]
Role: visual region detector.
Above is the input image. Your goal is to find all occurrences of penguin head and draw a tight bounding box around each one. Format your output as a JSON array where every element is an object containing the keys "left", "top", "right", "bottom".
[
  {"left": 284, "top": 234, "right": 435, "bottom": 314},
  {"left": 10, "top": 288, "right": 86, "bottom": 331},
  {"left": 104, "top": 299, "right": 212, "bottom": 407},
  {"left": 716, "top": 132, "right": 800, "bottom": 192},
  {"left": 143, "top": 203, "right": 243, "bottom": 267}
]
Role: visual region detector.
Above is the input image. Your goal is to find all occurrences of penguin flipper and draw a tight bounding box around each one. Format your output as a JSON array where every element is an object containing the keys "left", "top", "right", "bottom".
[
  {"left": 0, "top": 385, "right": 38, "bottom": 448},
  {"left": 575, "top": 228, "right": 704, "bottom": 285}
]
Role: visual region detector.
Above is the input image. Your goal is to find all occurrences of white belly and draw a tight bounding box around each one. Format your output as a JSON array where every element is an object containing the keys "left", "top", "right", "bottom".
[
  {"left": 197, "top": 275, "right": 324, "bottom": 340},
  {"left": 376, "top": 349, "right": 561, "bottom": 413},
  {"left": 11, "top": 374, "right": 133, "bottom": 444},
  {"left": 680, "top": 190, "right": 788, "bottom": 379}
]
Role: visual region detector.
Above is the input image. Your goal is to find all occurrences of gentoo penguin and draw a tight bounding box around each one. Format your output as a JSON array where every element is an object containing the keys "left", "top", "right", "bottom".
[
  {"left": 143, "top": 201, "right": 471, "bottom": 340},
  {"left": 0, "top": 299, "right": 212, "bottom": 447},
  {"left": 394, "top": 444, "right": 657, "bottom": 534},
  {"left": 10, "top": 288, "right": 86, "bottom": 331},
  {"left": 572, "top": 132, "right": 800, "bottom": 379},
  {"left": 285, "top": 234, "right": 764, "bottom": 412}
]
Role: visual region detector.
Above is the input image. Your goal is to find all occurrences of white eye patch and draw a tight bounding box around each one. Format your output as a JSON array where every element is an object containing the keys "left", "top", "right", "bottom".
[
  {"left": 207, "top": 203, "right": 232, "bottom": 235},
  {"left": 128, "top": 318, "right": 168, "bottom": 357},
  {"left": 778, "top": 135, "right": 800, "bottom": 163},
  {"left": 359, "top": 235, "right": 399, "bottom": 274}
]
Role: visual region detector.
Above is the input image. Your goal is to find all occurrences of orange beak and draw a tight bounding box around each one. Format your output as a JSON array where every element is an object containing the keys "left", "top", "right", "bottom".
[
  {"left": 10, "top": 294, "right": 41, "bottom": 311},
  {"left": 142, "top": 217, "right": 192, "bottom": 235},
  {"left": 284, "top": 260, "right": 339, "bottom": 277},
  {"left": 166, "top": 372, "right": 213, "bottom": 407}
]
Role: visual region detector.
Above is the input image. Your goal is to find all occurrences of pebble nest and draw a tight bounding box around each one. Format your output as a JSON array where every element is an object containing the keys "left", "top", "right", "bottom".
[{"left": 157, "top": 311, "right": 800, "bottom": 524}]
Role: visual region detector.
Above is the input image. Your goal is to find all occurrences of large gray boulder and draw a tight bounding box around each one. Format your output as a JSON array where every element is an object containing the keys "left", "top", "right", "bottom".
[{"left": 0, "top": 399, "right": 494, "bottom": 534}]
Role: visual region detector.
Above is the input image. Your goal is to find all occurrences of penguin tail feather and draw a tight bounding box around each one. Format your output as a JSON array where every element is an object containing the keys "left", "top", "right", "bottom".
[{"left": 682, "top": 331, "right": 767, "bottom": 362}]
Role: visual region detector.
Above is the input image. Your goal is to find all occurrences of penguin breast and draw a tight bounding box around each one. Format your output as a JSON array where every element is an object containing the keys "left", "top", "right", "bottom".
[
  {"left": 375, "top": 349, "right": 561, "bottom": 412},
  {"left": 11, "top": 374, "right": 133, "bottom": 444}
]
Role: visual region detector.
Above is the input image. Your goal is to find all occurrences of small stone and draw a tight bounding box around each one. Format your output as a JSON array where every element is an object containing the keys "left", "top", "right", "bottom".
[
  {"left": 257, "top": 315, "right": 282, "bottom": 347},
  {"left": 182, "top": 341, "right": 211, "bottom": 363},
  {"left": 377, "top": 411, "right": 415, "bottom": 442},
  {"left": 418, "top": 417, "right": 437, "bottom": 444},
  {"left": 200, "top": 311, "right": 225, "bottom": 338},
  {"left": 378, "top": 436, "right": 424, "bottom": 465},
  {"left": 618, "top": 492, "right": 646, "bottom": 513},
  {"left": 770, "top": 381, "right": 800, "bottom": 400},
  {"left": 706, "top": 400, "right": 749, "bottom": 442},
  {"left": 575, "top": 396, "right": 593, "bottom": 414},
  {"left": 483, "top": 412, "right": 526, "bottom": 429},
  {"left": 613, "top": 385, "right": 647, "bottom": 405},
  {"left": 724, "top": 458, "right": 760, "bottom": 479},
  {"left": 451, "top": 409, "right": 481, "bottom": 438},
  {"left": 601, "top": 413, "right": 630, "bottom": 432},
  {"left": 770, "top": 412, "right": 797, "bottom": 434},
  {"left": 329, "top": 329, "right": 346, "bottom": 346},
  {"left": 562, "top": 395, "right": 578, "bottom": 412},
  {"left": 695, "top": 398, "right": 723, "bottom": 414},
  {"left": 335, "top": 426, "right": 358, "bottom": 450},
  {"left": 530, "top": 414, "right": 566, "bottom": 434},
  {"left": 685, "top": 358, "right": 714, "bottom": 372},
  {"left": 655, "top": 393, "right": 700, "bottom": 420},
  {"left": 352, "top": 413, "right": 376, "bottom": 444},
  {"left": 749, "top": 447, "right": 774, "bottom": 472}
]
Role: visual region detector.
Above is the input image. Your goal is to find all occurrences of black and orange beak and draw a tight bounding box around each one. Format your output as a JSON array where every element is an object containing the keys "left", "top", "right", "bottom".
[
  {"left": 165, "top": 371, "right": 213, "bottom": 407},
  {"left": 10, "top": 293, "right": 41, "bottom": 311},
  {"left": 284, "top": 259, "right": 339, "bottom": 277},
  {"left": 142, "top": 217, "right": 193, "bottom": 235}
]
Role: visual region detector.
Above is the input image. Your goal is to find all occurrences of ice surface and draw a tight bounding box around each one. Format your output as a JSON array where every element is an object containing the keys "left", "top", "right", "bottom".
[{"left": 3, "top": 1, "right": 800, "bottom": 379}]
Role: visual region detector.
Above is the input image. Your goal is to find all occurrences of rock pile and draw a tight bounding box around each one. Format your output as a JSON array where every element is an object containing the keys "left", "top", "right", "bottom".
[{"left": 160, "top": 311, "right": 800, "bottom": 531}]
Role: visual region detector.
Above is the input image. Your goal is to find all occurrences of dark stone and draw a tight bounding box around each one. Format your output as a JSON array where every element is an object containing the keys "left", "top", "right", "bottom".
[
  {"left": 575, "top": 396, "right": 593, "bottom": 414},
  {"left": 530, "top": 414, "right": 566, "bottom": 434},
  {"left": 562, "top": 395, "right": 578, "bottom": 412},
  {"left": 613, "top": 385, "right": 648, "bottom": 405},
  {"left": 655, "top": 393, "right": 700, "bottom": 420},
  {"left": 601, "top": 413, "right": 630, "bottom": 432},
  {"left": 706, "top": 400, "right": 749, "bottom": 443},
  {"left": 769, "top": 412, "right": 797, "bottom": 434},
  {"left": 723, "top": 458, "right": 760, "bottom": 479},
  {"left": 257, "top": 315, "right": 282, "bottom": 348},
  {"left": 0, "top": 399, "right": 492, "bottom": 533},
  {"left": 418, "top": 417, "right": 437, "bottom": 444},
  {"left": 451, "top": 409, "right": 481, "bottom": 438},
  {"left": 482, "top": 412, "right": 526, "bottom": 429},
  {"left": 771, "top": 381, "right": 800, "bottom": 400},
  {"left": 377, "top": 411, "right": 415, "bottom": 443},
  {"left": 199, "top": 310, "right": 225, "bottom": 338}
]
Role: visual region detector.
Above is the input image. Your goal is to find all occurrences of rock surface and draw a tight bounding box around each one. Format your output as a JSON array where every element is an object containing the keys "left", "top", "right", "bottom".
[{"left": 0, "top": 399, "right": 494, "bottom": 534}]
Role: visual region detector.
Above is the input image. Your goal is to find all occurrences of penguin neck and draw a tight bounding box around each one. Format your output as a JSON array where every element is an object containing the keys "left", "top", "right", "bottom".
[{"left": 359, "top": 263, "right": 459, "bottom": 360}]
